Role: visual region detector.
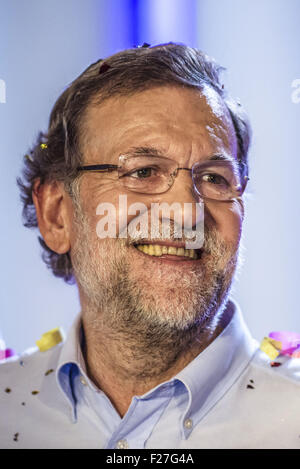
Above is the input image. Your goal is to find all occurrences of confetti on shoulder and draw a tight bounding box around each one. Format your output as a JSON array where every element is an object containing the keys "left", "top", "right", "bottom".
[
  {"left": 0, "top": 348, "right": 16, "bottom": 360},
  {"left": 36, "top": 328, "right": 64, "bottom": 352},
  {"left": 260, "top": 331, "right": 300, "bottom": 360}
]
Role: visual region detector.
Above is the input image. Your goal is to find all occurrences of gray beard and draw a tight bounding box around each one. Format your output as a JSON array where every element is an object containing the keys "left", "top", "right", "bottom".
[{"left": 71, "top": 204, "right": 239, "bottom": 380}]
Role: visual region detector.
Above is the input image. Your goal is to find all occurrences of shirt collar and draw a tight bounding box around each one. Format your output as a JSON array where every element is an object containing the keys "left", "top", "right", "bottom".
[
  {"left": 56, "top": 299, "right": 257, "bottom": 430},
  {"left": 56, "top": 313, "right": 95, "bottom": 422}
]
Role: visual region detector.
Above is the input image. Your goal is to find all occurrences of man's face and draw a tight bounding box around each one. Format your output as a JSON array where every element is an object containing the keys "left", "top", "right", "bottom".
[{"left": 70, "top": 85, "right": 243, "bottom": 334}]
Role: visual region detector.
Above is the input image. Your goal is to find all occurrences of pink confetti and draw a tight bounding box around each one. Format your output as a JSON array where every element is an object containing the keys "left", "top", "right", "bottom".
[
  {"left": 0, "top": 349, "right": 16, "bottom": 360},
  {"left": 292, "top": 345, "right": 300, "bottom": 358},
  {"left": 269, "top": 331, "right": 300, "bottom": 357}
]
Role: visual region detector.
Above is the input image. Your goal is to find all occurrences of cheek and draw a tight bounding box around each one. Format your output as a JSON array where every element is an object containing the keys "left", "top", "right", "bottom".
[
  {"left": 81, "top": 179, "right": 151, "bottom": 240},
  {"left": 204, "top": 199, "right": 243, "bottom": 246}
]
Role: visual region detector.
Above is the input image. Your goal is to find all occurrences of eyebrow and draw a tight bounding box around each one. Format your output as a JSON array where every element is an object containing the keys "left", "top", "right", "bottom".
[
  {"left": 124, "top": 146, "right": 163, "bottom": 157},
  {"left": 123, "top": 146, "right": 237, "bottom": 165}
]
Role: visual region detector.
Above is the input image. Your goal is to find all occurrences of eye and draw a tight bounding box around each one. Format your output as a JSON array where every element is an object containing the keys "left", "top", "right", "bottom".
[
  {"left": 202, "top": 173, "right": 229, "bottom": 186},
  {"left": 128, "top": 166, "right": 157, "bottom": 179}
]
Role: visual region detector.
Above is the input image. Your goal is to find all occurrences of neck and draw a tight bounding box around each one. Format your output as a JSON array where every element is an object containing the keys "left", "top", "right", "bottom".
[{"left": 81, "top": 304, "right": 231, "bottom": 417}]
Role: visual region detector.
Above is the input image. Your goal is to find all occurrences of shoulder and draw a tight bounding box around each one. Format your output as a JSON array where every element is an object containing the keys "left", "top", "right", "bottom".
[
  {"left": 0, "top": 326, "right": 66, "bottom": 391},
  {"left": 238, "top": 346, "right": 300, "bottom": 425},
  {"left": 249, "top": 344, "right": 300, "bottom": 386},
  {"left": 0, "top": 343, "right": 63, "bottom": 388},
  {"left": 207, "top": 344, "right": 300, "bottom": 448},
  {"left": 0, "top": 344, "right": 64, "bottom": 415},
  {"left": 0, "top": 344, "right": 63, "bottom": 417},
  {"left": 0, "top": 343, "right": 71, "bottom": 448}
]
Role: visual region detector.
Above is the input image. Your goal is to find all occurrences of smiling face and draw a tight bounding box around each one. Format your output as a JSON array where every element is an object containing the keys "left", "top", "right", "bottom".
[{"left": 70, "top": 85, "right": 244, "bottom": 335}]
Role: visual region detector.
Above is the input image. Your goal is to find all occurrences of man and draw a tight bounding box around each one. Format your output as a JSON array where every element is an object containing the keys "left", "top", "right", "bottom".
[{"left": 0, "top": 43, "right": 299, "bottom": 449}]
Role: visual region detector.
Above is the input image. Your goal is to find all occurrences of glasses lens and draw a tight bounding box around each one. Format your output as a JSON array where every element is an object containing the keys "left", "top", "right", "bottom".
[
  {"left": 192, "top": 160, "right": 243, "bottom": 200},
  {"left": 118, "top": 155, "right": 178, "bottom": 194}
]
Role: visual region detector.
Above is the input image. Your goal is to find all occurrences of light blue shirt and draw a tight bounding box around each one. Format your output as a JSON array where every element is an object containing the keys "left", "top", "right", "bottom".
[
  {"left": 1, "top": 299, "right": 300, "bottom": 449},
  {"left": 56, "top": 299, "right": 257, "bottom": 449}
]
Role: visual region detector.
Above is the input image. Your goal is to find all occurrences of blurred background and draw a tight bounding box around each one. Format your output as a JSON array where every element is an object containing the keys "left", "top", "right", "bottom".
[{"left": 0, "top": 0, "right": 299, "bottom": 353}]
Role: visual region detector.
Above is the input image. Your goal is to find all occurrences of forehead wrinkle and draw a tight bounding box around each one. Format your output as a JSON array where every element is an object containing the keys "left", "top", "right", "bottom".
[{"left": 81, "top": 86, "right": 237, "bottom": 165}]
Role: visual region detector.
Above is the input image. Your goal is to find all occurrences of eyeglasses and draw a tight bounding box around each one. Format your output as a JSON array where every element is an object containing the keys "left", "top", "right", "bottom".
[{"left": 77, "top": 154, "right": 249, "bottom": 201}]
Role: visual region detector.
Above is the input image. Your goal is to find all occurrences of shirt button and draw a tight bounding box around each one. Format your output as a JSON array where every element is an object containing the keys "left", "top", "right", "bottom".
[
  {"left": 184, "top": 418, "right": 193, "bottom": 429},
  {"left": 79, "top": 376, "right": 87, "bottom": 386},
  {"left": 116, "top": 439, "right": 129, "bottom": 449}
]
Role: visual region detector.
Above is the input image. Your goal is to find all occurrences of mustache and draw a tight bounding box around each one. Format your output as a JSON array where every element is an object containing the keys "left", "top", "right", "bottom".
[
  {"left": 119, "top": 222, "right": 223, "bottom": 255},
  {"left": 120, "top": 220, "right": 199, "bottom": 242}
]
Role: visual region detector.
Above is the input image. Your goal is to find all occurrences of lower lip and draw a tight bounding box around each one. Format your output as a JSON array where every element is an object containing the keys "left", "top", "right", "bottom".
[{"left": 131, "top": 245, "right": 203, "bottom": 264}]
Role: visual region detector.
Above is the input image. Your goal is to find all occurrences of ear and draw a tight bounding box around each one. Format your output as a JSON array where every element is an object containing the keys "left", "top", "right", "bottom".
[{"left": 32, "top": 179, "right": 72, "bottom": 254}]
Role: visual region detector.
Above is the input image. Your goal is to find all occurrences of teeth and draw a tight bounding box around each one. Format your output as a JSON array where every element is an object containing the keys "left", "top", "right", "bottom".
[
  {"left": 135, "top": 244, "right": 198, "bottom": 259},
  {"left": 148, "top": 245, "right": 155, "bottom": 256},
  {"left": 189, "top": 249, "right": 195, "bottom": 258},
  {"left": 154, "top": 245, "right": 162, "bottom": 256}
]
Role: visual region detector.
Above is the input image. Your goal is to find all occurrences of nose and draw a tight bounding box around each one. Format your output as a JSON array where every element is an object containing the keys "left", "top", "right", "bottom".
[{"left": 155, "top": 168, "right": 204, "bottom": 234}]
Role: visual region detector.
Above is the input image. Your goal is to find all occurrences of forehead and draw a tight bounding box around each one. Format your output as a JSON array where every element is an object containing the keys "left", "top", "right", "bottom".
[{"left": 82, "top": 85, "right": 237, "bottom": 164}]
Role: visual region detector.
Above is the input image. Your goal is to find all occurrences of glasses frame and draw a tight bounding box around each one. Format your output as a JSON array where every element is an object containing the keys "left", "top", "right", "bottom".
[{"left": 77, "top": 155, "right": 249, "bottom": 201}]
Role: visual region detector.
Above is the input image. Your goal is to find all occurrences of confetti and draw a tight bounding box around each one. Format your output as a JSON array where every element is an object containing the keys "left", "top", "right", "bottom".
[
  {"left": 13, "top": 433, "right": 19, "bottom": 442},
  {"left": 99, "top": 63, "right": 110, "bottom": 74},
  {"left": 21, "top": 402, "right": 26, "bottom": 406},
  {"left": 269, "top": 331, "right": 300, "bottom": 358},
  {"left": 292, "top": 347, "right": 300, "bottom": 358},
  {"left": 45, "top": 369, "right": 54, "bottom": 376},
  {"left": 40, "top": 143, "right": 48, "bottom": 150},
  {"left": 260, "top": 331, "right": 300, "bottom": 360},
  {"left": 270, "top": 362, "right": 282, "bottom": 367},
  {"left": 36, "top": 328, "right": 64, "bottom": 352},
  {"left": 25, "top": 154, "right": 33, "bottom": 162},
  {"left": 5, "top": 388, "right": 11, "bottom": 393},
  {"left": 31, "top": 390, "right": 39, "bottom": 395},
  {"left": 260, "top": 337, "right": 281, "bottom": 360},
  {"left": 0, "top": 348, "right": 16, "bottom": 360},
  {"left": 247, "top": 384, "right": 255, "bottom": 389}
]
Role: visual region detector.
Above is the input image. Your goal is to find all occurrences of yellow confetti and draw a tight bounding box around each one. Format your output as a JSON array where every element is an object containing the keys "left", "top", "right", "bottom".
[
  {"left": 40, "top": 143, "right": 48, "bottom": 150},
  {"left": 260, "top": 337, "right": 282, "bottom": 360},
  {"left": 36, "top": 328, "right": 64, "bottom": 352}
]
